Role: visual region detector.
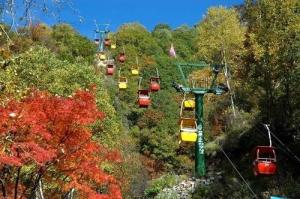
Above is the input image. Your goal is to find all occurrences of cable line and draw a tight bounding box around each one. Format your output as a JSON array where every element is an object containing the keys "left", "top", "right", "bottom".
[
  {"left": 255, "top": 124, "right": 300, "bottom": 164},
  {"left": 219, "top": 147, "right": 258, "bottom": 199}
]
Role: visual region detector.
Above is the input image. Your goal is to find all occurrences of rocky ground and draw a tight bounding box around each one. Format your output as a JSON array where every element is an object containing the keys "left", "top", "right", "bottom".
[{"left": 155, "top": 171, "right": 223, "bottom": 199}]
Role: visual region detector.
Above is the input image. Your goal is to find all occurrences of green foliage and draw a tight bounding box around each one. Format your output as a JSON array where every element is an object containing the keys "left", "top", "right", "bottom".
[
  {"left": 153, "top": 24, "right": 172, "bottom": 32},
  {"left": 1, "top": 1, "right": 299, "bottom": 197},
  {"left": 5, "top": 23, "right": 96, "bottom": 63},
  {"left": 30, "top": 23, "right": 52, "bottom": 42},
  {"left": 152, "top": 24, "right": 173, "bottom": 53},
  {"left": 0, "top": 45, "right": 123, "bottom": 147},
  {"left": 172, "top": 25, "right": 197, "bottom": 60},
  {"left": 155, "top": 190, "right": 179, "bottom": 199},
  {"left": 51, "top": 24, "right": 96, "bottom": 63},
  {"left": 193, "top": 181, "right": 253, "bottom": 199},
  {"left": 196, "top": 7, "right": 245, "bottom": 63},
  {"left": 135, "top": 128, "right": 177, "bottom": 165},
  {"left": 0, "top": 46, "right": 98, "bottom": 98},
  {"left": 0, "top": 25, "right": 145, "bottom": 198},
  {"left": 116, "top": 23, "right": 162, "bottom": 57},
  {"left": 144, "top": 174, "right": 186, "bottom": 198},
  {"left": 281, "top": 175, "right": 300, "bottom": 198},
  {"left": 110, "top": 23, "right": 189, "bottom": 169},
  {"left": 241, "top": 0, "right": 300, "bottom": 128}
]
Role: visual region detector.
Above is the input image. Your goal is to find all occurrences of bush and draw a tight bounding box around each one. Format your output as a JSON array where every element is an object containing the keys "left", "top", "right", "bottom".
[
  {"left": 192, "top": 181, "right": 253, "bottom": 199},
  {"left": 144, "top": 174, "right": 186, "bottom": 198}
]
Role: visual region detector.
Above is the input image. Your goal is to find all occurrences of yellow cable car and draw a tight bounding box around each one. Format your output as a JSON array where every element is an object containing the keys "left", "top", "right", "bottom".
[
  {"left": 179, "top": 118, "right": 197, "bottom": 142},
  {"left": 131, "top": 68, "right": 139, "bottom": 75},
  {"left": 118, "top": 77, "right": 128, "bottom": 89},
  {"left": 180, "top": 98, "right": 195, "bottom": 118},
  {"left": 99, "top": 53, "right": 106, "bottom": 61},
  {"left": 111, "top": 44, "right": 117, "bottom": 49},
  {"left": 183, "top": 99, "right": 195, "bottom": 109},
  {"left": 132, "top": 57, "right": 140, "bottom": 75}
]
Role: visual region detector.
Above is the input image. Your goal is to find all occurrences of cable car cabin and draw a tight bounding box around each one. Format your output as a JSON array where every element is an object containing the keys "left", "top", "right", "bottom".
[
  {"left": 99, "top": 53, "right": 106, "bottom": 61},
  {"left": 253, "top": 146, "right": 277, "bottom": 176},
  {"left": 183, "top": 99, "right": 195, "bottom": 110},
  {"left": 180, "top": 118, "right": 197, "bottom": 142},
  {"left": 118, "top": 77, "right": 128, "bottom": 89},
  {"left": 138, "top": 90, "right": 151, "bottom": 108},
  {"left": 104, "top": 38, "right": 111, "bottom": 47},
  {"left": 118, "top": 53, "right": 126, "bottom": 63},
  {"left": 150, "top": 77, "right": 161, "bottom": 92},
  {"left": 131, "top": 68, "right": 139, "bottom": 75},
  {"left": 111, "top": 44, "right": 117, "bottom": 49},
  {"left": 106, "top": 64, "right": 115, "bottom": 76},
  {"left": 94, "top": 39, "right": 100, "bottom": 45}
]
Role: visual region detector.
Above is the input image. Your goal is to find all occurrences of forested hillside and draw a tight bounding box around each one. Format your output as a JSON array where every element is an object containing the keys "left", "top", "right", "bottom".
[{"left": 0, "top": 0, "right": 299, "bottom": 198}]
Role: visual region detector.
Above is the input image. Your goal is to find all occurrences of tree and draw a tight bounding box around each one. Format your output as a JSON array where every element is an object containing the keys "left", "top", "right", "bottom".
[
  {"left": 1, "top": 0, "right": 75, "bottom": 31},
  {"left": 51, "top": 24, "right": 96, "bottom": 63},
  {"left": 172, "top": 25, "right": 197, "bottom": 60},
  {"left": 0, "top": 46, "right": 98, "bottom": 99},
  {"left": 242, "top": 0, "right": 300, "bottom": 131},
  {"left": 153, "top": 24, "right": 172, "bottom": 32},
  {"left": 116, "top": 23, "right": 162, "bottom": 57},
  {"left": 196, "top": 7, "right": 245, "bottom": 63},
  {"left": 29, "top": 23, "right": 52, "bottom": 43},
  {"left": 0, "top": 29, "right": 149, "bottom": 197},
  {"left": 0, "top": 89, "right": 122, "bottom": 199},
  {"left": 152, "top": 24, "right": 173, "bottom": 51},
  {"left": 196, "top": 7, "right": 245, "bottom": 118}
]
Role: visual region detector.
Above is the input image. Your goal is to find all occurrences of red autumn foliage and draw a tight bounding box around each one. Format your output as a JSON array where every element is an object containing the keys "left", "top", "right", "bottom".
[{"left": 0, "top": 90, "right": 122, "bottom": 199}]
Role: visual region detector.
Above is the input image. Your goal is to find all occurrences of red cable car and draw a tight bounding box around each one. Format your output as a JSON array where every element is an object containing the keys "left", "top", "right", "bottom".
[
  {"left": 106, "top": 64, "right": 114, "bottom": 76},
  {"left": 118, "top": 53, "right": 126, "bottom": 63},
  {"left": 252, "top": 146, "right": 277, "bottom": 176},
  {"left": 150, "top": 77, "right": 161, "bottom": 92},
  {"left": 104, "top": 38, "right": 111, "bottom": 47},
  {"left": 138, "top": 90, "right": 151, "bottom": 108}
]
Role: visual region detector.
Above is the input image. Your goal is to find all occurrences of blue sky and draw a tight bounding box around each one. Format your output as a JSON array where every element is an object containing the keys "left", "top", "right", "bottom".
[{"left": 31, "top": 0, "right": 243, "bottom": 38}]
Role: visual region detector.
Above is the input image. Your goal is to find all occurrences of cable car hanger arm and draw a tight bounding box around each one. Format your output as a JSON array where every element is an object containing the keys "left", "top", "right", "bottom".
[{"left": 176, "top": 62, "right": 209, "bottom": 87}]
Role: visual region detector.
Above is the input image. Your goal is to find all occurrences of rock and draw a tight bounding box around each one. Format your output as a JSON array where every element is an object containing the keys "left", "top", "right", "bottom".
[{"left": 154, "top": 173, "right": 223, "bottom": 199}]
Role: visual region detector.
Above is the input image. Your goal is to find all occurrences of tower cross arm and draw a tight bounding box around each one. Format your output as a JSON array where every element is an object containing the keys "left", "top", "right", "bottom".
[{"left": 172, "top": 82, "right": 228, "bottom": 95}]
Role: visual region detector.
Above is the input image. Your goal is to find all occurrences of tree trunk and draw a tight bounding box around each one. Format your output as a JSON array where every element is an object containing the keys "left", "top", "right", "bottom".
[
  {"left": 35, "top": 180, "right": 44, "bottom": 199},
  {"left": 14, "top": 167, "right": 21, "bottom": 199},
  {"left": 28, "top": 168, "right": 44, "bottom": 199},
  {"left": 222, "top": 48, "right": 236, "bottom": 118},
  {"left": 63, "top": 188, "right": 75, "bottom": 199},
  {"left": 0, "top": 179, "right": 6, "bottom": 198}
]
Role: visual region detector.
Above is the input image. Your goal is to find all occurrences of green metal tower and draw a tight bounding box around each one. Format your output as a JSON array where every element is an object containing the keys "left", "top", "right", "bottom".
[{"left": 172, "top": 62, "right": 228, "bottom": 177}]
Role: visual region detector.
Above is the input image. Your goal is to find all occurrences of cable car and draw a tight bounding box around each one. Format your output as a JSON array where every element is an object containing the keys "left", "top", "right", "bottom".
[
  {"left": 179, "top": 118, "right": 197, "bottom": 142},
  {"left": 106, "top": 64, "right": 115, "bottom": 76},
  {"left": 131, "top": 68, "right": 139, "bottom": 75},
  {"left": 150, "top": 77, "right": 160, "bottom": 92},
  {"left": 94, "top": 39, "right": 100, "bottom": 45},
  {"left": 118, "top": 77, "right": 128, "bottom": 89},
  {"left": 180, "top": 97, "right": 195, "bottom": 119},
  {"left": 111, "top": 43, "right": 117, "bottom": 49},
  {"left": 132, "top": 57, "right": 139, "bottom": 75},
  {"left": 104, "top": 38, "right": 111, "bottom": 47},
  {"left": 118, "top": 53, "right": 126, "bottom": 63},
  {"left": 183, "top": 99, "right": 195, "bottom": 110},
  {"left": 138, "top": 90, "right": 151, "bottom": 108},
  {"left": 99, "top": 52, "right": 106, "bottom": 61},
  {"left": 252, "top": 146, "right": 277, "bottom": 176},
  {"left": 270, "top": 196, "right": 287, "bottom": 199}
]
